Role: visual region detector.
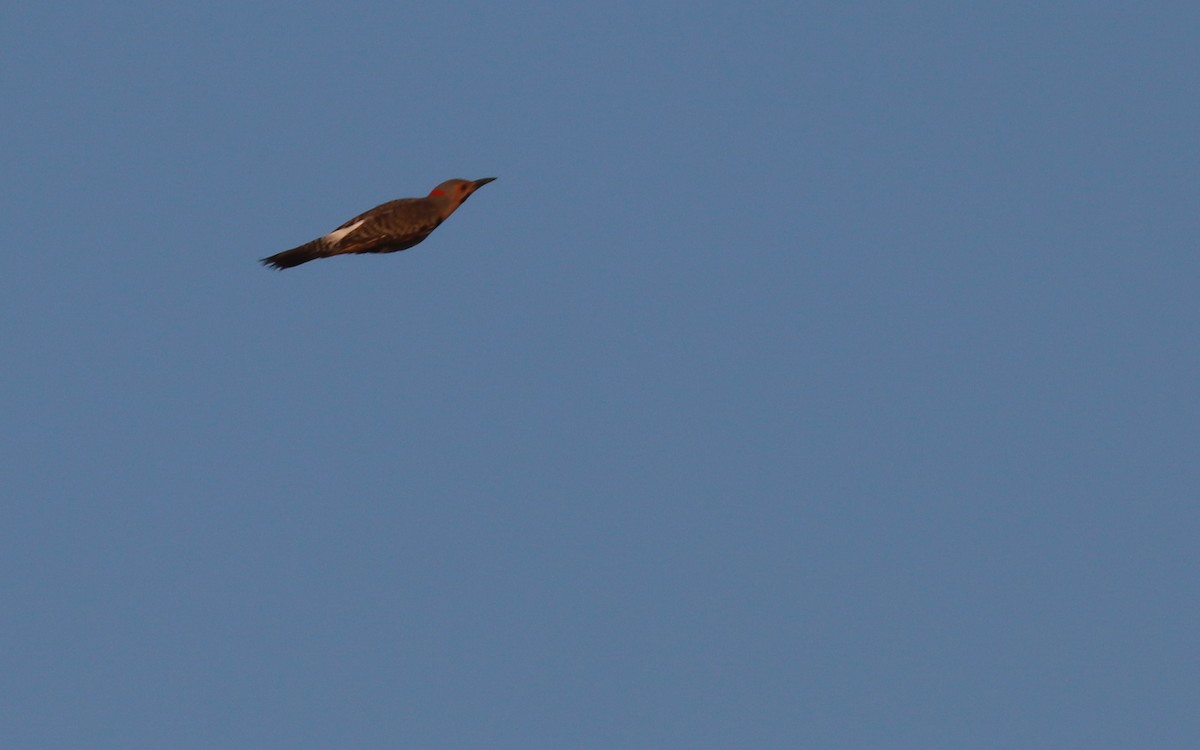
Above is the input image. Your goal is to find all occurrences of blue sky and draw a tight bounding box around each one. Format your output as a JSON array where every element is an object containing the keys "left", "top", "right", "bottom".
[{"left": 3, "top": 1, "right": 1198, "bottom": 747}]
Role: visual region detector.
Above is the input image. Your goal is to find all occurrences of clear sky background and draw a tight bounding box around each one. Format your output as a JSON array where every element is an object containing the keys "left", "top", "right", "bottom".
[{"left": 3, "top": 1, "right": 1197, "bottom": 747}]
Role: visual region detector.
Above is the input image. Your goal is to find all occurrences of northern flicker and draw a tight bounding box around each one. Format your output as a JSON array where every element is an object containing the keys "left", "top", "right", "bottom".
[{"left": 261, "top": 177, "right": 496, "bottom": 269}]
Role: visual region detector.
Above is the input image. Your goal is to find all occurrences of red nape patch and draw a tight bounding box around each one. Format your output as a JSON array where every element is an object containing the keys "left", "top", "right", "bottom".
[{"left": 429, "top": 189, "right": 445, "bottom": 197}]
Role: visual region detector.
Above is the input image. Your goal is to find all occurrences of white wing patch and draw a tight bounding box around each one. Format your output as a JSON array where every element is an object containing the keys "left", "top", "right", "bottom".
[{"left": 325, "top": 219, "right": 365, "bottom": 245}]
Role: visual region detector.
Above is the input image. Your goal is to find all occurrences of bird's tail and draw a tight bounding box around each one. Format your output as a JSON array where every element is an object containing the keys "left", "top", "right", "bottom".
[{"left": 260, "top": 239, "right": 329, "bottom": 270}]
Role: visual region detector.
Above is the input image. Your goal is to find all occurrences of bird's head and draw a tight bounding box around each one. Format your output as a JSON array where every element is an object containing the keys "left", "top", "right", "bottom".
[{"left": 428, "top": 177, "right": 496, "bottom": 206}]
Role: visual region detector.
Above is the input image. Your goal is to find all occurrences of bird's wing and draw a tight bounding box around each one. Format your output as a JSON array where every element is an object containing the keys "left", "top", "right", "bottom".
[
  {"left": 334, "top": 200, "right": 442, "bottom": 255},
  {"left": 335, "top": 199, "right": 408, "bottom": 229}
]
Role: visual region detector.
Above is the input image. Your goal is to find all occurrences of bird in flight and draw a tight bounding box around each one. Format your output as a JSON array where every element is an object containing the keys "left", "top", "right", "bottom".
[{"left": 261, "top": 177, "right": 496, "bottom": 269}]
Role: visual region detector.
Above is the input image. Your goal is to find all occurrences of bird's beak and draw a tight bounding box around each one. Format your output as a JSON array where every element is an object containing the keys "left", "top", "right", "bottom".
[{"left": 472, "top": 177, "right": 497, "bottom": 189}]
